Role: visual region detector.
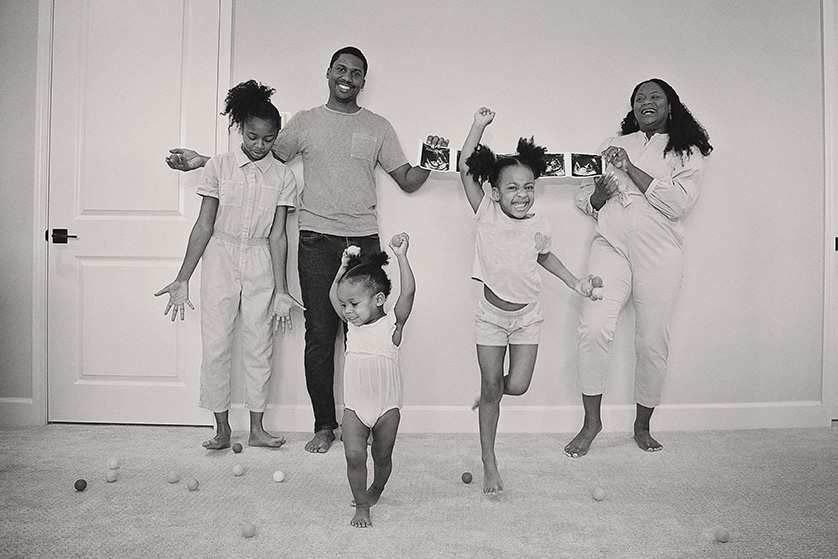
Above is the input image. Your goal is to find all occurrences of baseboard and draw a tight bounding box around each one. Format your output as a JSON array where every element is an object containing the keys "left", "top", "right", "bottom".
[
  {"left": 232, "top": 400, "right": 830, "bottom": 434},
  {"left": 0, "top": 397, "right": 46, "bottom": 427}
]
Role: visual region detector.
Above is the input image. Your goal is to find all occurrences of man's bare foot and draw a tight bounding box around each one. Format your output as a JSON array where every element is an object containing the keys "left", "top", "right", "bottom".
[
  {"left": 249, "top": 427, "right": 285, "bottom": 448},
  {"left": 202, "top": 433, "right": 230, "bottom": 450},
  {"left": 482, "top": 461, "right": 503, "bottom": 495},
  {"left": 305, "top": 429, "right": 335, "bottom": 453},
  {"left": 563, "top": 423, "right": 602, "bottom": 458},
  {"left": 350, "top": 505, "right": 372, "bottom": 528},
  {"left": 634, "top": 429, "right": 662, "bottom": 452}
]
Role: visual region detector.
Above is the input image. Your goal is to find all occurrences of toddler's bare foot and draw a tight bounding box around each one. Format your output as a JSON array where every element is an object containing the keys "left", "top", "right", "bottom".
[
  {"left": 367, "top": 483, "right": 384, "bottom": 506},
  {"left": 482, "top": 461, "right": 503, "bottom": 495},
  {"left": 350, "top": 505, "right": 372, "bottom": 528},
  {"left": 305, "top": 429, "right": 335, "bottom": 453},
  {"left": 350, "top": 484, "right": 384, "bottom": 508},
  {"left": 634, "top": 429, "right": 662, "bottom": 452},
  {"left": 202, "top": 433, "right": 230, "bottom": 450},
  {"left": 564, "top": 423, "right": 601, "bottom": 458},
  {"left": 249, "top": 427, "right": 285, "bottom": 448}
]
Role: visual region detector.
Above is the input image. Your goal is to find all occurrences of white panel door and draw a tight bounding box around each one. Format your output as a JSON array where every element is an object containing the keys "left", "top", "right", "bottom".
[{"left": 47, "top": 0, "right": 223, "bottom": 424}]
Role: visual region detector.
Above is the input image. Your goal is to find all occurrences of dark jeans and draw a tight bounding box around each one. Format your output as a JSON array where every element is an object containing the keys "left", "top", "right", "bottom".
[{"left": 297, "top": 230, "right": 381, "bottom": 433}]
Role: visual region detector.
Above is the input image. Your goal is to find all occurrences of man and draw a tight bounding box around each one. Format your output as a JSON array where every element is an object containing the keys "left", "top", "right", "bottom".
[{"left": 167, "top": 46, "right": 445, "bottom": 453}]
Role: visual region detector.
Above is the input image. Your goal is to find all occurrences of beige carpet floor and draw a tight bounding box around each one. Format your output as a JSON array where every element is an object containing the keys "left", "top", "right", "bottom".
[{"left": 1, "top": 424, "right": 836, "bottom": 558}]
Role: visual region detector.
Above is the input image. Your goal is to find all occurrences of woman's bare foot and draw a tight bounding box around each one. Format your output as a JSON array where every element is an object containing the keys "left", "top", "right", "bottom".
[
  {"left": 305, "top": 429, "right": 335, "bottom": 453},
  {"left": 249, "top": 427, "right": 285, "bottom": 448},
  {"left": 482, "top": 460, "right": 503, "bottom": 495},
  {"left": 350, "top": 505, "right": 372, "bottom": 528},
  {"left": 202, "top": 432, "right": 230, "bottom": 450},
  {"left": 634, "top": 429, "right": 662, "bottom": 452},
  {"left": 563, "top": 422, "right": 602, "bottom": 458}
]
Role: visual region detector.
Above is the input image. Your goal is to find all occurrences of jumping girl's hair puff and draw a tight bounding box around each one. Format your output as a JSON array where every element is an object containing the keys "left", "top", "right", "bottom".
[
  {"left": 222, "top": 80, "right": 281, "bottom": 132},
  {"left": 620, "top": 78, "right": 713, "bottom": 159},
  {"left": 465, "top": 137, "right": 547, "bottom": 188},
  {"left": 340, "top": 250, "right": 392, "bottom": 299}
]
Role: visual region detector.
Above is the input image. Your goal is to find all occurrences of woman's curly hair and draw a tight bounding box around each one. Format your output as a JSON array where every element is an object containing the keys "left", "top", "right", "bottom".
[
  {"left": 222, "top": 79, "right": 281, "bottom": 132},
  {"left": 465, "top": 137, "right": 547, "bottom": 187},
  {"left": 340, "top": 249, "right": 392, "bottom": 298},
  {"left": 620, "top": 78, "right": 712, "bottom": 159}
]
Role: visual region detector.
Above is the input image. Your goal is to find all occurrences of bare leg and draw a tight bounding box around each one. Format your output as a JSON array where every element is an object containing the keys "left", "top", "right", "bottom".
[
  {"left": 476, "top": 344, "right": 538, "bottom": 496},
  {"left": 633, "top": 404, "right": 662, "bottom": 452},
  {"left": 248, "top": 411, "right": 285, "bottom": 448},
  {"left": 202, "top": 411, "right": 231, "bottom": 450},
  {"left": 564, "top": 394, "right": 603, "bottom": 458},
  {"left": 367, "top": 408, "right": 400, "bottom": 506},
  {"left": 343, "top": 410, "right": 373, "bottom": 527},
  {"left": 305, "top": 428, "right": 335, "bottom": 454},
  {"left": 477, "top": 345, "right": 506, "bottom": 496}
]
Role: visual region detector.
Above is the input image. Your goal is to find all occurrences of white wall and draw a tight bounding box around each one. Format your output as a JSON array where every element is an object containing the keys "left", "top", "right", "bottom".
[
  {"left": 231, "top": 0, "right": 828, "bottom": 432},
  {"left": 1, "top": 0, "right": 831, "bottom": 431}
]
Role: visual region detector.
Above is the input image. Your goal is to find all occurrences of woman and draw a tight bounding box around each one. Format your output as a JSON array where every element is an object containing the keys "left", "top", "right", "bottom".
[{"left": 565, "top": 78, "right": 713, "bottom": 458}]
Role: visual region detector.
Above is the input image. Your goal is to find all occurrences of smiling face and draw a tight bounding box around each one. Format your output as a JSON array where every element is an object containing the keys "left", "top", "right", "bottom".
[
  {"left": 326, "top": 53, "right": 366, "bottom": 110},
  {"left": 336, "top": 279, "right": 384, "bottom": 326},
  {"left": 240, "top": 117, "right": 278, "bottom": 162},
  {"left": 492, "top": 163, "right": 535, "bottom": 219},
  {"left": 633, "top": 81, "right": 670, "bottom": 137}
]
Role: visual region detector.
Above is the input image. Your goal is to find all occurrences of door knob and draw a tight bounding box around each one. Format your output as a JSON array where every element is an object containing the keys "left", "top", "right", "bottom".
[{"left": 48, "top": 228, "right": 78, "bottom": 244}]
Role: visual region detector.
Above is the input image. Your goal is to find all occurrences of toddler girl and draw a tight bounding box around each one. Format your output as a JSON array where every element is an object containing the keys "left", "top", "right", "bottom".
[{"left": 329, "top": 233, "right": 415, "bottom": 528}]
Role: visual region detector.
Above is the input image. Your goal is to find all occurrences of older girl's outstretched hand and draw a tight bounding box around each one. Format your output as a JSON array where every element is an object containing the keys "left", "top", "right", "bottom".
[
  {"left": 272, "top": 293, "right": 304, "bottom": 333},
  {"left": 154, "top": 280, "right": 194, "bottom": 321}
]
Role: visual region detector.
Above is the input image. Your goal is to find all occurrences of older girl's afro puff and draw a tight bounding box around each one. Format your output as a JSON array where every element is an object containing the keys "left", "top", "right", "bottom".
[{"left": 222, "top": 79, "right": 280, "bottom": 132}]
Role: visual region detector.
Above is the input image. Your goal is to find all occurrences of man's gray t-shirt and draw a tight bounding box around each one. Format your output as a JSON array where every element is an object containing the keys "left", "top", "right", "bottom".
[{"left": 272, "top": 105, "right": 409, "bottom": 237}]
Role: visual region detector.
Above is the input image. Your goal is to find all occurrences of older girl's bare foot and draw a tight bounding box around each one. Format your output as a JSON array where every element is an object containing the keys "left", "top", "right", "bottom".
[
  {"left": 350, "top": 505, "right": 372, "bottom": 528},
  {"left": 305, "top": 429, "right": 335, "bottom": 453},
  {"left": 249, "top": 428, "right": 285, "bottom": 448},
  {"left": 563, "top": 423, "right": 601, "bottom": 458},
  {"left": 483, "top": 461, "right": 503, "bottom": 495},
  {"left": 202, "top": 433, "right": 230, "bottom": 450},
  {"left": 634, "top": 429, "right": 662, "bottom": 452}
]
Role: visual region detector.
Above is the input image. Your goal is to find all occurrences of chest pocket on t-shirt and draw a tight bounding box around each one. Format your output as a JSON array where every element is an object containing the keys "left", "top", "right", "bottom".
[
  {"left": 219, "top": 180, "right": 243, "bottom": 208},
  {"left": 351, "top": 133, "right": 378, "bottom": 162}
]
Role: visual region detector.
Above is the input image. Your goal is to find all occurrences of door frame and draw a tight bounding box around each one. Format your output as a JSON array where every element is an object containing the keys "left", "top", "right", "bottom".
[
  {"left": 824, "top": 0, "right": 838, "bottom": 422},
  {"left": 27, "top": 0, "right": 53, "bottom": 426},
  {"left": 27, "top": 0, "right": 233, "bottom": 426}
]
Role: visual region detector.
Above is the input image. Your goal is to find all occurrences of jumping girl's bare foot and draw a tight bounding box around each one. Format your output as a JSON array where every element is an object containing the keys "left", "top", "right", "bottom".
[
  {"left": 634, "top": 429, "right": 663, "bottom": 452},
  {"left": 305, "top": 429, "right": 335, "bottom": 453},
  {"left": 563, "top": 422, "right": 602, "bottom": 458},
  {"left": 350, "top": 505, "right": 372, "bottom": 528},
  {"left": 482, "top": 460, "right": 503, "bottom": 495}
]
